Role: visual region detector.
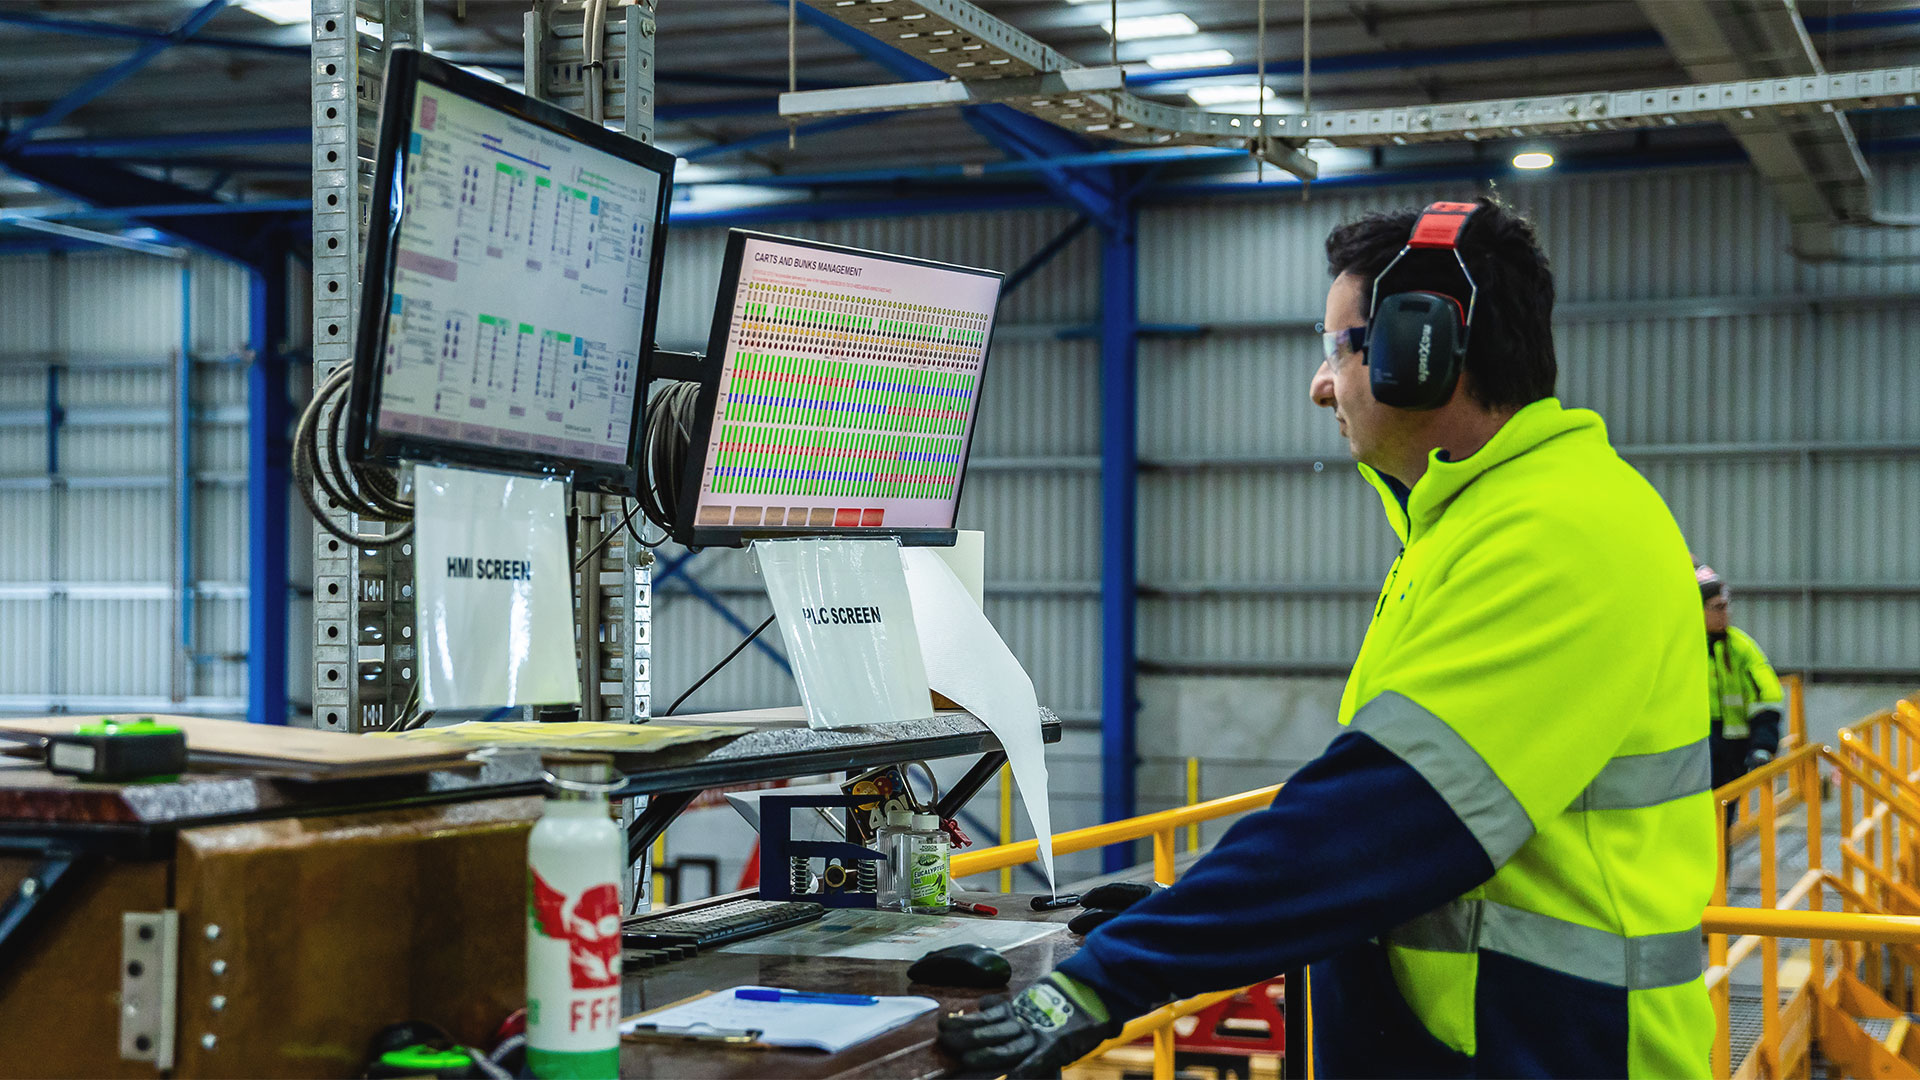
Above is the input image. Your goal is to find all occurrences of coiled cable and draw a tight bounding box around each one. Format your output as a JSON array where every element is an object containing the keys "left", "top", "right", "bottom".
[{"left": 293, "top": 364, "right": 415, "bottom": 548}]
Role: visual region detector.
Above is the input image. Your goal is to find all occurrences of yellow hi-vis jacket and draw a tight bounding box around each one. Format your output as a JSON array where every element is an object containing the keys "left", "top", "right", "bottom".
[
  {"left": 1710, "top": 627, "right": 1783, "bottom": 740},
  {"left": 1339, "top": 398, "right": 1716, "bottom": 1076}
]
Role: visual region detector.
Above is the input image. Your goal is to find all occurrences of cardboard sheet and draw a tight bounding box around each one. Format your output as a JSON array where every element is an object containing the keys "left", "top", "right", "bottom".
[
  {"left": 0, "top": 715, "right": 473, "bottom": 779},
  {"left": 378, "top": 720, "right": 747, "bottom": 757}
]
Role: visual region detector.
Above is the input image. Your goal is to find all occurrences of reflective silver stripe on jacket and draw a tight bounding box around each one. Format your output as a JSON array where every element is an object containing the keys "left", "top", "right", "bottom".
[
  {"left": 1387, "top": 898, "right": 1704, "bottom": 990},
  {"left": 1351, "top": 692, "right": 1535, "bottom": 867},
  {"left": 1575, "top": 739, "right": 1711, "bottom": 812}
]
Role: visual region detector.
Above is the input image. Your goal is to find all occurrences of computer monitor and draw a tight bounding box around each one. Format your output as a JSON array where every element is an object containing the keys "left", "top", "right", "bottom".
[
  {"left": 675, "top": 231, "right": 1003, "bottom": 547},
  {"left": 348, "top": 48, "right": 675, "bottom": 495}
]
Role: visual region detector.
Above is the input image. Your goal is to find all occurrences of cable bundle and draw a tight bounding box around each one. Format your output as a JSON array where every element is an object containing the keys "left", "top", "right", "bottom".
[
  {"left": 634, "top": 380, "right": 701, "bottom": 542},
  {"left": 294, "top": 364, "right": 414, "bottom": 548}
]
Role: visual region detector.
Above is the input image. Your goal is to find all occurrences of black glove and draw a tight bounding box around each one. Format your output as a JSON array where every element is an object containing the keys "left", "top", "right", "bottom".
[
  {"left": 1067, "top": 881, "right": 1153, "bottom": 935},
  {"left": 938, "top": 971, "right": 1116, "bottom": 1079},
  {"left": 1746, "top": 748, "right": 1774, "bottom": 772}
]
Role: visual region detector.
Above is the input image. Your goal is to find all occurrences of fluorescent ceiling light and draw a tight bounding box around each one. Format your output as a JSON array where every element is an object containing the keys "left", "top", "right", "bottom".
[
  {"left": 1145, "top": 48, "right": 1233, "bottom": 70},
  {"left": 238, "top": 0, "right": 310, "bottom": 26},
  {"left": 1103, "top": 13, "right": 1199, "bottom": 41},
  {"left": 1187, "top": 84, "right": 1274, "bottom": 107},
  {"left": 1512, "top": 150, "right": 1555, "bottom": 170}
]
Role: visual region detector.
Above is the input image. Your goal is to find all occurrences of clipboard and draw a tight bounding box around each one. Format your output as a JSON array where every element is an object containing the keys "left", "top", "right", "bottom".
[
  {"left": 619, "top": 985, "right": 939, "bottom": 1053},
  {"left": 621, "top": 991, "right": 772, "bottom": 1049}
]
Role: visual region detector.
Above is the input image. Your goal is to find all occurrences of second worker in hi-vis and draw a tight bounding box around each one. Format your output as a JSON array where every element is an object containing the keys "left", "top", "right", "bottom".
[{"left": 938, "top": 199, "right": 1717, "bottom": 1079}]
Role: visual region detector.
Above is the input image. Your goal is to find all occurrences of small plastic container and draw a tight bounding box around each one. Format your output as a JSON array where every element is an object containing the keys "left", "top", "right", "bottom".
[
  {"left": 875, "top": 809, "right": 915, "bottom": 912},
  {"left": 907, "top": 813, "right": 951, "bottom": 914}
]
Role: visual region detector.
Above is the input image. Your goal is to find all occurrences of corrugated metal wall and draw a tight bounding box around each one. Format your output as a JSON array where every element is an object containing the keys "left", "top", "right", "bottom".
[{"left": 0, "top": 251, "right": 254, "bottom": 715}]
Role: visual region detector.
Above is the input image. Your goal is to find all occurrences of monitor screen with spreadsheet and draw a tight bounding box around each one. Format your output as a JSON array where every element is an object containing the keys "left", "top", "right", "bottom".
[
  {"left": 348, "top": 48, "right": 674, "bottom": 494},
  {"left": 676, "top": 230, "right": 1003, "bottom": 547}
]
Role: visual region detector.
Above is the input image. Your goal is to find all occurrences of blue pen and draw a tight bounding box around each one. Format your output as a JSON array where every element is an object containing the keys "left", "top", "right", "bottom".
[{"left": 735, "top": 988, "right": 879, "bottom": 1006}]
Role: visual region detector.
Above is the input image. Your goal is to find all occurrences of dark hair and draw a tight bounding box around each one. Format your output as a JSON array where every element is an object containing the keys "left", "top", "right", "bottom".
[{"left": 1325, "top": 197, "right": 1556, "bottom": 410}]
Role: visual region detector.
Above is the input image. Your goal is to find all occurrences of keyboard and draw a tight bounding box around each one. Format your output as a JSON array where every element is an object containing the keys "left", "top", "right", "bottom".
[{"left": 621, "top": 898, "right": 825, "bottom": 967}]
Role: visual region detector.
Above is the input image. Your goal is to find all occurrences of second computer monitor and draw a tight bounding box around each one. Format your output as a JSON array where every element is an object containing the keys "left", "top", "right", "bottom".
[{"left": 679, "top": 231, "right": 1003, "bottom": 547}]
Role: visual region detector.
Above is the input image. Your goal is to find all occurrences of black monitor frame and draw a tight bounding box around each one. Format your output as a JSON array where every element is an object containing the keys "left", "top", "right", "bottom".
[
  {"left": 669, "top": 229, "right": 1002, "bottom": 549},
  {"left": 347, "top": 47, "right": 675, "bottom": 496}
]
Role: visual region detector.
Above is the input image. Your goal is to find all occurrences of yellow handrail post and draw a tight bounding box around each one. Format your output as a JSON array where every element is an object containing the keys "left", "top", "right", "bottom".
[
  {"left": 1153, "top": 1027, "right": 1175, "bottom": 1080},
  {"left": 1759, "top": 778, "right": 1778, "bottom": 1060},
  {"left": 999, "top": 762, "right": 1014, "bottom": 894},
  {"left": 1154, "top": 827, "right": 1177, "bottom": 886},
  {"left": 651, "top": 832, "right": 668, "bottom": 908},
  {"left": 1711, "top": 787, "right": 1732, "bottom": 1079},
  {"left": 1186, "top": 757, "right": 1201, "bottom": 853}
]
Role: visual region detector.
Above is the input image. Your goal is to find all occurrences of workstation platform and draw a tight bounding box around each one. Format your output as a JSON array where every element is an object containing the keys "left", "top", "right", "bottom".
[{"left": 0, "top": 707, "right": 1058, "bottom": 1077}]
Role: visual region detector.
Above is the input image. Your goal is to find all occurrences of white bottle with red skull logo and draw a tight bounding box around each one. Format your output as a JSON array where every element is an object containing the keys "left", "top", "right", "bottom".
[{"left": 527, "top": 756, "right": 623, "bottom": 1079}]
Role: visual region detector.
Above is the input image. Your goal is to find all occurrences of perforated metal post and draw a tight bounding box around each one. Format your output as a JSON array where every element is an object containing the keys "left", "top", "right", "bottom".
[{"left": 308, "top": 0, "right": 424, "bottom": 731}]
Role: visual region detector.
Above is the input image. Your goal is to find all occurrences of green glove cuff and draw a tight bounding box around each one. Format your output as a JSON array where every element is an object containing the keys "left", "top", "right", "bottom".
[{"left": 1046, "top": 971, "right": 1111, "bottom": 1026}]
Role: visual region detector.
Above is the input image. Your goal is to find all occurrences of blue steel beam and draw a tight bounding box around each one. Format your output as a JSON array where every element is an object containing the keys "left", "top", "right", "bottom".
[
  {"left": 13, "top": 127, "right": 309, "bottom": 158},
  {"left": 3, "top": 0, "right": 231, "bottom": 153},
  {"left": 1002, "top": 215, "right": 1091, "bottom": 298},
  {"left": 179, "top": 268, "right": 197, "bottom": 685},
  {"left": 0, "top": 199, "right": 312, "bottom": 222},
  {"left": 679, "top": 144, "right": 1237, "bottom": 190},
  {"left": 0, "top": 155, "right": 298, "bottom": 269},
  {"left": 1099, "top": 207, "right": 1139, "bottom": 872},
  {"left": 247, "top": 256, "right": 290, "bottom": 724},
  {"left": 0, "top": 9, "right": 305, "bottom": 56},
  {"left": 682, "top": 112, "right": 900, "bottom": 163}
]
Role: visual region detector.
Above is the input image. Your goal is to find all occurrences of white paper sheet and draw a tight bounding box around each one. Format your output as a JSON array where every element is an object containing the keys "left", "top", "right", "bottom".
[
  {"left": 621, "top": 985, "right": 937, "bottom": 1053},
  {"left": 755, "top": 538, "right": 931, "bottom": 730},
  {"left": 413, "top": 465, "right": 578, "bottom": 708},
  {"left": 900, "top": 548, "right": 1056, "bottom": 888},
  {"left": 715, "top": 909, "right": 1063, "bottom": 962}
]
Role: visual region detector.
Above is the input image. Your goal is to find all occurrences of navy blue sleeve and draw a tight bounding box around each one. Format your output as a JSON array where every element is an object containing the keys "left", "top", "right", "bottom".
[{"left": 1055, "top": 730, "right": 1496, "bottom": 1020}]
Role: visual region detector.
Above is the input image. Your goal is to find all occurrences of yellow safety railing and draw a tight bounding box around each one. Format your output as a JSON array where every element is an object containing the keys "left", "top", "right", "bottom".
[{"left": 952, "top": 690, "right": 1920, "bottom": 1080}]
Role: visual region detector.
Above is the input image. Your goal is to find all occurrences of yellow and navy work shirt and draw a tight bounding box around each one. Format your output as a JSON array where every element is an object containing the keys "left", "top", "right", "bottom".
[
  {"left": 1709, "top": 627, "right": 1783, "bottom": 740},
  {"left": 1057, "top": 399, "right": 1716, "bottom": 1078}
]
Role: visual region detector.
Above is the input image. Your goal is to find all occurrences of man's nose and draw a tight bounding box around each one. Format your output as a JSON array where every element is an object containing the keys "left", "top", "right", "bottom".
[{"left": 1310, "top": 359, "right": 1336, "bottom": 408}]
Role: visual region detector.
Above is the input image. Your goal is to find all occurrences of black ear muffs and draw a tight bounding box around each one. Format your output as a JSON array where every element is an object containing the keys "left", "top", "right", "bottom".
[
  {"left": 1365, "top": 201, "right": 1481, "bottom": 411},
  {"left": 1367, "top": 291, "right": 1468, "bottom": 410}
]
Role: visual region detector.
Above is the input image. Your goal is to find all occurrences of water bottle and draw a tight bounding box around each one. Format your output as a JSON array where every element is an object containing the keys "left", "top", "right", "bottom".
[{"left": 527, "top": 755, "right": 622, "bottom": 1079}]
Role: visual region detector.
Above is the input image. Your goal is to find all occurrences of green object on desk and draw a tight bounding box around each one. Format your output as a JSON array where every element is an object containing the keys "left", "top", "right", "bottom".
[
  {"left": 46, "top": 717, "right": 187, "bottom": 783},
  {"left": 378, "top": 1045, "right": 473, "bottom": 1071}
]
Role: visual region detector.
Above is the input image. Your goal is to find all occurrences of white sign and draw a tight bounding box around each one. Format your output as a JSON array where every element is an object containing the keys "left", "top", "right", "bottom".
[
  {"left": 754, "top": 538, "right": 930, "bottom": 730},
  {"left": 414, "top": 465, "right": 580, "bottom": 709}
]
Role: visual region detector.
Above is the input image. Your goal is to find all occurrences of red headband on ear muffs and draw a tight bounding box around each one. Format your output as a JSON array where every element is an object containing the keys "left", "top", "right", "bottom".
[{"left": 1364, "top": 202, "right": 1480, "bottom": 410}]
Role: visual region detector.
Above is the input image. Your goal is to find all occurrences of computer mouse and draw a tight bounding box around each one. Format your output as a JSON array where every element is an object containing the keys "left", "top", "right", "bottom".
[{"left": 907, "top": 944, "right": 1012, "bottom": 988}]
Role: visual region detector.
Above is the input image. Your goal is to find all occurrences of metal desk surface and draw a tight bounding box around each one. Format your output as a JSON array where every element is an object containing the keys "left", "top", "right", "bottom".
[
  {"left": 617, "top": 893, "right": 1082, "bottom": 1080},
  {"left": 0, "top": 709, "right": 1057, "bottom": 856},
  {"left": 609, "top": 708, "right": 1062, "bottom": 797}
]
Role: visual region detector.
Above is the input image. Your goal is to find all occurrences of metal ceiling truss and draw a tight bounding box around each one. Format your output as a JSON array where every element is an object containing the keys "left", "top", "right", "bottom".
[
  {"left": 1637, "top": 0, "right": 1876, "bottom": 260},
  {"left": 1298, "top": 64, "right": 1918, "bottom": 147},
  {"left": 792, "top": 0, "right": 1317, "bottom": 180}
]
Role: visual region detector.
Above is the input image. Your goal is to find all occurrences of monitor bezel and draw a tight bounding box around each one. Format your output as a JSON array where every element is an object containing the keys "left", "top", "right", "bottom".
[
  {"left": 674, "top": 229, "right": 1003, "bottom": 549},
  {"left": 347, "top": 47, "right": 675, "bottom": 496}
]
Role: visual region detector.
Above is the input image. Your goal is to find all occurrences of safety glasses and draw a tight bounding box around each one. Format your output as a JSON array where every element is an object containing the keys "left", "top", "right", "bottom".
[{"left": 1315, "top": 322, "right": 1368, "bottom": 365}]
